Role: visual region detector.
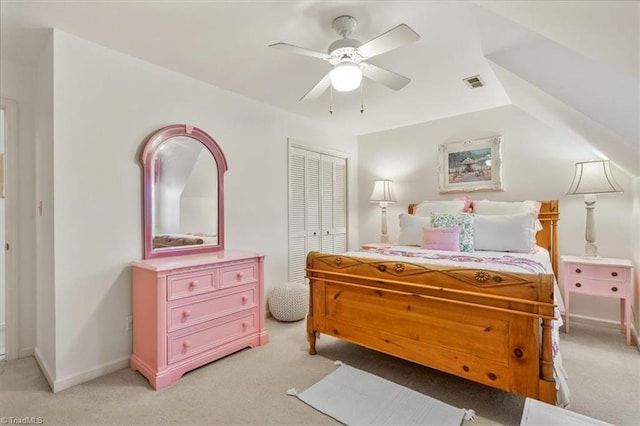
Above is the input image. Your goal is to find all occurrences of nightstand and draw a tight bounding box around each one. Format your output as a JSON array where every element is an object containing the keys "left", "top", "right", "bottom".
[
  {"left": 361, "top": 242, "right": 395, "bottom": 250},
  {"left": 561, "top": 255, "right": 633, "bottom": 345}
]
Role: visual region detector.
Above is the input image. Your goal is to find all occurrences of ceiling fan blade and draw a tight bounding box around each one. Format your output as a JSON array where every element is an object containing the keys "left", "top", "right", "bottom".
[
  {"left": 361, "top": 63, "right": 411, "bottom": 91},
  {"left": 299, "top": 73, "right": 331, "bottom": 102},
  {"left": 268, "top": 42, "right": 331, "bottom": 61},
  {"left": 357, "top": 24, "right": 420, "bottom": 59}
]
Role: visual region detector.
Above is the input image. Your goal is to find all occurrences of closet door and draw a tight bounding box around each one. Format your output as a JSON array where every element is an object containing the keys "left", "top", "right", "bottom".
[
  {"left": 321, "top": 155, "right": 347, "bottom": 254},
  {"left": 289, "top": 146, "right": 347, "bottom": 283},
  {"left": 289, "top": 147, "right": 321, "bottom": 283}
]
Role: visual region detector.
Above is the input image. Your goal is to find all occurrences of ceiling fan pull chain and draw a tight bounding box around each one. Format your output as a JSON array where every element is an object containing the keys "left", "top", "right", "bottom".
[
  {"left": 360, "top": 80, "right": 365, "bottom": 114},
  {"left": 329, "top": 86, "right": 334, "bottom": 115}
]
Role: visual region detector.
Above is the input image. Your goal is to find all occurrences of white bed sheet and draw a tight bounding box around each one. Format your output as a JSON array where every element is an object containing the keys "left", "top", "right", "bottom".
[{"left": 351, "top": 245, "right": 570, "bottom": 406}]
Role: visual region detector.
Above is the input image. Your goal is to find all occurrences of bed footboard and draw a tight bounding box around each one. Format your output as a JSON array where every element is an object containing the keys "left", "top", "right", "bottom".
[{"left": 306, "top": 251, "right": 556, "bottom": 404}]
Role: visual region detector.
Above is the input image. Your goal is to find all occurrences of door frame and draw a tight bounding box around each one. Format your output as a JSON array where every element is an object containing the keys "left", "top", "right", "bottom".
[{"left": 1, "top": 97, "right": 19, "bottom": 360}]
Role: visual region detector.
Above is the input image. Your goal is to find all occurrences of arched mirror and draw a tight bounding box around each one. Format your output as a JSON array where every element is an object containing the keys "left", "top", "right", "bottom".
[{"left": 140, "top": 124, "right": 227, "bottom": 259}]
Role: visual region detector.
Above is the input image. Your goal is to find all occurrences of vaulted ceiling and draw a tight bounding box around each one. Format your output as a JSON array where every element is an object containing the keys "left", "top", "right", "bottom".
[{"left": 1, "top": 0, "right": 638, "bottom": 174}]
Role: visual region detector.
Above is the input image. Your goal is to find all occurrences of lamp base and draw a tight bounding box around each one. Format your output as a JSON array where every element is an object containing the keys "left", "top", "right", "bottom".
[
  {"left": 380, "top": 234, "right": 390, "bottom": 244},
  {"left": 584, "top": 242, "right": 598, "bottom": 257}
]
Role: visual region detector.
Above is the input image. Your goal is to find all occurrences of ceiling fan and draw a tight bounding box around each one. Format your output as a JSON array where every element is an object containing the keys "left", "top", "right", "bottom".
[{"left": 269, "top": 15, "right": 420, "bottom": 102}]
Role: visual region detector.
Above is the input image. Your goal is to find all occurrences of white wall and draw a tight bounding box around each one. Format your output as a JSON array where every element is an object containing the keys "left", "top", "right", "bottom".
[
  {"left": 35, "top": 32, "right": 56, "bottom": 379},
  {"left": 29, "top": 29, "right": 358, "bottom": 390},
  {"left": 358, "top": 104, "right": 634, "bottom": 324},
  {"left": 632, "top": 177, "right": 639, "bottom": 343},
  {"left": 0, "top": 57, "right": 38, "bottom": 357}
]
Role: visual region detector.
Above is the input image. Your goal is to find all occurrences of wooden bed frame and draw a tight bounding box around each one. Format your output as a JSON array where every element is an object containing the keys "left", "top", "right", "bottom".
[{"left": 305, "top": 200, "right": 560, "bottom": 404}]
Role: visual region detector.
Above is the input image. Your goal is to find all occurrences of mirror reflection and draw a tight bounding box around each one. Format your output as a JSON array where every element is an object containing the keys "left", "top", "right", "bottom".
[
  {"left": 152, "top": 136, "right": 218, "bottom": 250},
  {"left": 140, "top": 124, "right": 227, "bottom": 259}
]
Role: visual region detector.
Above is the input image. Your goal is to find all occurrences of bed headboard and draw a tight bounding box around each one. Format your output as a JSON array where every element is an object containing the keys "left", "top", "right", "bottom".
[{"left": 408, "top": 200, "right": 560, "bottom": 276}]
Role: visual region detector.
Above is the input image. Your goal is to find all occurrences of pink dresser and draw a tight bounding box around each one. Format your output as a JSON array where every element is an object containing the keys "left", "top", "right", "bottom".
[{"left": 130, "top": 251, "right": 269, "bottom": 389}]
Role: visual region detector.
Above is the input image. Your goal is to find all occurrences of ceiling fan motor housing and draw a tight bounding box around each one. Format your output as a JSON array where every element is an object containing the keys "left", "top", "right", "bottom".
[{"left": 328, "top": 39, "right": 364, "bottom": 65}]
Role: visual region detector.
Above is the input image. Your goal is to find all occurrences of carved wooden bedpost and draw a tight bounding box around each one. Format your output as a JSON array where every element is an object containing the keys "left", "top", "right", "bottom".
[
  {"left": 306, "top": 252, "right": 317, "bottom": 355},
  {"left": 539, "top": 316, "right": 556, "bottom": 403}
]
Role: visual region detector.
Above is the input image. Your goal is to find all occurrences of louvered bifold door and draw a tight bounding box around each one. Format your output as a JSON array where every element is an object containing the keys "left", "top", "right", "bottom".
[
  {"left": 332, "top": 157, "right": 347, "bottom": 253},
  {"left": 289, "top": 147, "right": 321, "bottom": 283},
  {"left": 320, "top": 155, "right": 347, "bottom": 254}
]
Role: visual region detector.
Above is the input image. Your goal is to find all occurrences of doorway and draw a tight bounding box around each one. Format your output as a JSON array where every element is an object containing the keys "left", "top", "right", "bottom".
[{"left": 1, "top": 97, "right": 18, "bottom": 361}]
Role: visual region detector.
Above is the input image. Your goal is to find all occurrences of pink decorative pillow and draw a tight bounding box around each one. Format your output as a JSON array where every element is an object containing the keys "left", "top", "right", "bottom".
[{"left": 421, "top": 226, "right": 461, "bottom": 251}]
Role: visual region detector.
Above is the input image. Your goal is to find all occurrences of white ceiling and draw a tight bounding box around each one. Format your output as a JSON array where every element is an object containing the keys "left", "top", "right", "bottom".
[{"left": 1, "top": 1, "right": 638, "bottom": 152}]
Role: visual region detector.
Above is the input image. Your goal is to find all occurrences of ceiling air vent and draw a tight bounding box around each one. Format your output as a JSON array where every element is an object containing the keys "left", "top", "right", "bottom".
[{"left": 463, "top": 75, "right": 485, "bottom": 89}]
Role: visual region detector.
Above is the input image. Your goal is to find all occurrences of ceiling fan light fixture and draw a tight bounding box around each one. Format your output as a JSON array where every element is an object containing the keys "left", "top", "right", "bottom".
[{"left": 329, "top": 62, "right": 362, "bottom": 92}]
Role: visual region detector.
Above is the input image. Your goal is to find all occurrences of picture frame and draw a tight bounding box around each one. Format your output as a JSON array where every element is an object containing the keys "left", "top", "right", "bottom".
[{"left": 438, "top": 136, "right": 503, "bottom": 194}]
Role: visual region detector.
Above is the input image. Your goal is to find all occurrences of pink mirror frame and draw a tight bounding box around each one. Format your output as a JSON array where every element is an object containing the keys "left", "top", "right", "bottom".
[{"left": 139, "top": 124, "right": 228, "bottom": 259}]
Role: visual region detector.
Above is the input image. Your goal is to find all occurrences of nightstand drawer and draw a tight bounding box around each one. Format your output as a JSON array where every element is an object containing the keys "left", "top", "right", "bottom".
[
  {"left": 566, "top": 278, "right": 627, "bottom": 296},
  {"left": 566, "top": 264, "right": 627, "bottom": 282}
]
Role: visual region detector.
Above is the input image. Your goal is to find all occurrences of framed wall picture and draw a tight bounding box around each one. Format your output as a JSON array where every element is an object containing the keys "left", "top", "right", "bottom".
[{"left": 438, "top": 136, "right": 503, "bottom": 193}]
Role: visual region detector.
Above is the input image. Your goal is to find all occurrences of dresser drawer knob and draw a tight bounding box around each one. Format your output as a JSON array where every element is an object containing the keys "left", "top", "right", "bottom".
[
  {"left": 183, "top": 340, "right": 192, "bottom": 349},
  {"left": 242, "top": 321, "right": 249, "bottom": 330},
  {"left": 241, "top": 295, "right": 249, "bottom": 303},
  {"left": 575, "top": 268, "right": 581, "bottom": 274},
  {"left": 611, "top": 287, "right": 618, "bottom": 292},
  {"left": 575, "top": 283, "right": 582, "bottom": 288},
  {"left": 611, "top": 272, "right": 618, "bottom": 277},
  {"left": 188, "top": 281, "right": 198, "bottom": 290},
  {"left": 182, "top": 309, "right": 191, "bottom": 319},
  {"left": 236, "top": 272, "right": 244, "bottom": 280}
]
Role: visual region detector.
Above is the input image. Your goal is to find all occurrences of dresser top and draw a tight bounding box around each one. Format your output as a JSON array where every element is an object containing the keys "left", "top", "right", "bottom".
[
  {"left": 132, "top": 250, "right": 264, "bottom": 272},
  {"left": 560, "top": 255, "right": 633, "bottom": 268}
]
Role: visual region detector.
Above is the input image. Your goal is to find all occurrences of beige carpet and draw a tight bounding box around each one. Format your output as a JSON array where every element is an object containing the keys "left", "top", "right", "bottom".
[{"left": 0, "top": 318, "right": 638, "bottom": 425}]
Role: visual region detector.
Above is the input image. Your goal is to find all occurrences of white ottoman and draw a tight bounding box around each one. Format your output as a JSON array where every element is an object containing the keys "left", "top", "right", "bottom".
[{"left": 268, "top": 282, "right": 309, "bottom": 322}]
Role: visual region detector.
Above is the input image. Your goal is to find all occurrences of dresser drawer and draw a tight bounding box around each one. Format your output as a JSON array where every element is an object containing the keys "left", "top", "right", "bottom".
[
  {"left": 168, "top": 311, "right": 257, "bottom": 364},
  {"left": 167, "top": 271, "right": 217, "bottom": 301},
  {"left": 220, "top": 262, "right": 257, "bottom": 289},
  {"left": 566, "top": 278, "right": 627, "bottom": 297},
  {"left": 167, "top": 286, "right": 257, "bottom": 332},
  {"left": 566, "top": 264, "right": 627, "bottom": 282}
]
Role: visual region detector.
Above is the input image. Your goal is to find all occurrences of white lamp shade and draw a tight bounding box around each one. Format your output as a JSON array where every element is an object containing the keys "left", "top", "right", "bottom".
[
  {"left": 329, "top": 62, "right": 363, "bottom": 92},
  {"left": 567, "top": 160, "right": 623, "bottom": 195},
  {"left": 369, "top": 180, "right": 397, "bottom": 203}
]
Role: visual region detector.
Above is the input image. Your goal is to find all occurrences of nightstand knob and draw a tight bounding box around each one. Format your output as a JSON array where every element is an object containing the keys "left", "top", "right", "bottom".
[
  {"left": 575, "top": 283, "right": 582, "bottom": 288},
  {"left": 575, "top": 268, "right": 581, "bottom": 274},
  {"left": 611, "top": 272, "right": 618, "bottom": 277},
  {"left": 611, "top": 287, "right": 618, "bottom": 292}
]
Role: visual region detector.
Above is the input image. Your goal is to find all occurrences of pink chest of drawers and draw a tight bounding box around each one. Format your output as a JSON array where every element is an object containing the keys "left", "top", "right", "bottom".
[{"left": 130, "top": 251, "right": 269, "bottom": 389}]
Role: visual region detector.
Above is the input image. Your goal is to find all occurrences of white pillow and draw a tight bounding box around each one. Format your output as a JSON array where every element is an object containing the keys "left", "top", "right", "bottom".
[
  {"left": 414, "top": 199, "right": 469, "bottom": 217},
  {"left": 472, "top": 200, "right": 543, "bottom": 232},
  {"left": 473, "top": 213, "right": 538, "bottom": 252},
  {"left": 397, "top": 214, "right": 431, "bottom": 246}
]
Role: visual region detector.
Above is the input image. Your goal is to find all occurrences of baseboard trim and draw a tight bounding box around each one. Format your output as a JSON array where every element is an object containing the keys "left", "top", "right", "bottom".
[
  {"left": 19, "top": 347, "right": 35, "bottom": 358},
  {"left": 34, "top": 347, "right": 55, "bottom": 391},
  {"left": 569, "top": 314, "right": 639, "bottom": 347},
  {"left": 52, "top": 355, "right": 131, "bottom": 393},
  {"left": 568, "top": 314, "right": 620, "bottom": 329}
]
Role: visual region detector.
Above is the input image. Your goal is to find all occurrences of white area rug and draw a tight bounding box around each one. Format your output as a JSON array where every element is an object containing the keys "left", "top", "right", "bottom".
[
  {"left": 520, "top": 398, "right": 614, "bottom": 426},
  {"left": 291, "top": 363, "right": 472, "bottom": 425}
]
